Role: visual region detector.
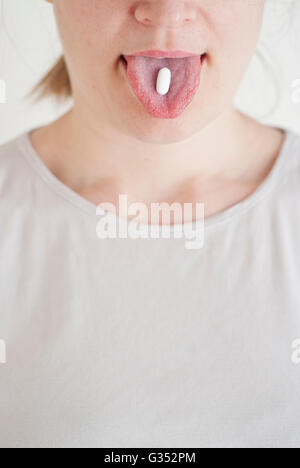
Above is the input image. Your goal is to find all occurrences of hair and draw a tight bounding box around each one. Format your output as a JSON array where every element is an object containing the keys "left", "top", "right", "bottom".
[{"left": 31, "top": 55, "right": 71, "bottom": 101}]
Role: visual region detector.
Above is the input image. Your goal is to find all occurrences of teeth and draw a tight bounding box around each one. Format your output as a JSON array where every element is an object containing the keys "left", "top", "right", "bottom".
[{"left": 156, "top": 67, "right": 171, "bottom": 96}]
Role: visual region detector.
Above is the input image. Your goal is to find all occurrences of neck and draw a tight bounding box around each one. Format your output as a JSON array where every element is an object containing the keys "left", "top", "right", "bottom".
[{"left": 31, "top": 104, "right": 284, "bottom": 210}]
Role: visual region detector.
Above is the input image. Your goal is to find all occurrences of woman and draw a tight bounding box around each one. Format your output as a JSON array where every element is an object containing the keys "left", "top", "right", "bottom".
[{"left": 0, "top": 0, "right": 299, "bottom": 448}]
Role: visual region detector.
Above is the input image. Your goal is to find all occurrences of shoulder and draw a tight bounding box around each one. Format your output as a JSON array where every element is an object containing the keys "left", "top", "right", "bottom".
[
  {"left": 285, "top": 130, "right": 300, "bottom": 168},
  {"left": 271, "top": 131, "right": 300, "bottom": 212},
  {"left": 0, "top": 134, "right": 32, "bottom": 180},
  {"left": 0, "top": 134, "right": 28, "bottom": 176},
  {"left": 281, "top": 131, "right": 300, "bottom": 187},
  {"left": 0, "top": 133, "right": 34, "bottom": 206}
]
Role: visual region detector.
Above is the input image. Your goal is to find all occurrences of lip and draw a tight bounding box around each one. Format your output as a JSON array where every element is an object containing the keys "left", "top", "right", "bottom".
[{"left": 124, "top": 49, "right": 202, "bottom": 59}]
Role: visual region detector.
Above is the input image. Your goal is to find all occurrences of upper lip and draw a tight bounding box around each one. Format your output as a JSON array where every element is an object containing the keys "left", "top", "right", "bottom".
[{"left": 124, "top": 49, "right": 202, "bottom": 59}]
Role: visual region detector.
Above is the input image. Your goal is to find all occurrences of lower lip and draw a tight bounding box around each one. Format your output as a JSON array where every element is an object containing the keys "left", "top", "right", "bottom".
[{"left": 119, "top": 54, "right": 206, "bottom": 119}]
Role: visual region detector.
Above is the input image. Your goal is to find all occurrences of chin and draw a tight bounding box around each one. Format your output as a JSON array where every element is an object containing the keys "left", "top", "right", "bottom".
[{"left": 120, "top": 104, "right": 208, "bottom": 145}]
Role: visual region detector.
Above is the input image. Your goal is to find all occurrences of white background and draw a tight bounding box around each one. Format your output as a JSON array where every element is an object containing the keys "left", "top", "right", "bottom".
[{"left": 0, "top": 0, "right": 300, "bottom": 145}]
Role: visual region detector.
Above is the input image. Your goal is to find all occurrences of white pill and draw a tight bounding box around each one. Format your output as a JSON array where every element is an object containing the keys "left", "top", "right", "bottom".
[{"left": 156, "top": 67, "right": 171, "bottom": 96}]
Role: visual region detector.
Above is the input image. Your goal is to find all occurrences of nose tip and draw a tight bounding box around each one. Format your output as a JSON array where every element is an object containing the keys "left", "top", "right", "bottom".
[{"left": 134, "top": 1, "right": 198, "bottom": 28}]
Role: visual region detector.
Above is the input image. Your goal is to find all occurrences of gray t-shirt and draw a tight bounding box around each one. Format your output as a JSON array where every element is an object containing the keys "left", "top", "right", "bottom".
[{"left": 0, "top": 130, "right": 300, "bottom": 448}]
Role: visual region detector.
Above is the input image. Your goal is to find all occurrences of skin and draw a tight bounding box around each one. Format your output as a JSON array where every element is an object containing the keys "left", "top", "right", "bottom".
[{"left": 34, "top": 0, "right": 284, "bottom": 221}]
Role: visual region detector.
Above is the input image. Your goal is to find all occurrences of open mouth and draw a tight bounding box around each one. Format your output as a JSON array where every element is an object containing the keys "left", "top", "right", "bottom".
[{"left": 120, "top": 52, "right": 206, "bottom": 119}]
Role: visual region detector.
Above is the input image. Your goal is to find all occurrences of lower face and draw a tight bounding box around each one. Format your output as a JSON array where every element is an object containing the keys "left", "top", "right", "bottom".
[{"left": 54, "top": 0, "right": 265, "bottom": 144}]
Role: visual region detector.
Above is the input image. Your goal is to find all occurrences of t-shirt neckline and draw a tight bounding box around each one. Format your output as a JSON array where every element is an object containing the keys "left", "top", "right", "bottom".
[{"left": 17, "top": 127, "right": 294, "bottom": 231}]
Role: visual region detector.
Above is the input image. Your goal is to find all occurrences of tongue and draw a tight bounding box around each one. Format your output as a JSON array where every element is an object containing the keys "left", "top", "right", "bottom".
[{"left": 124, "top": 55, "right": 201, "bottom": 119}]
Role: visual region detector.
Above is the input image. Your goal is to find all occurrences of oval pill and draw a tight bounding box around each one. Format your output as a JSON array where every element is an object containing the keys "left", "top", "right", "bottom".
[{"left": 156, "top": 67, "right": 171, "bottom": 96}]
